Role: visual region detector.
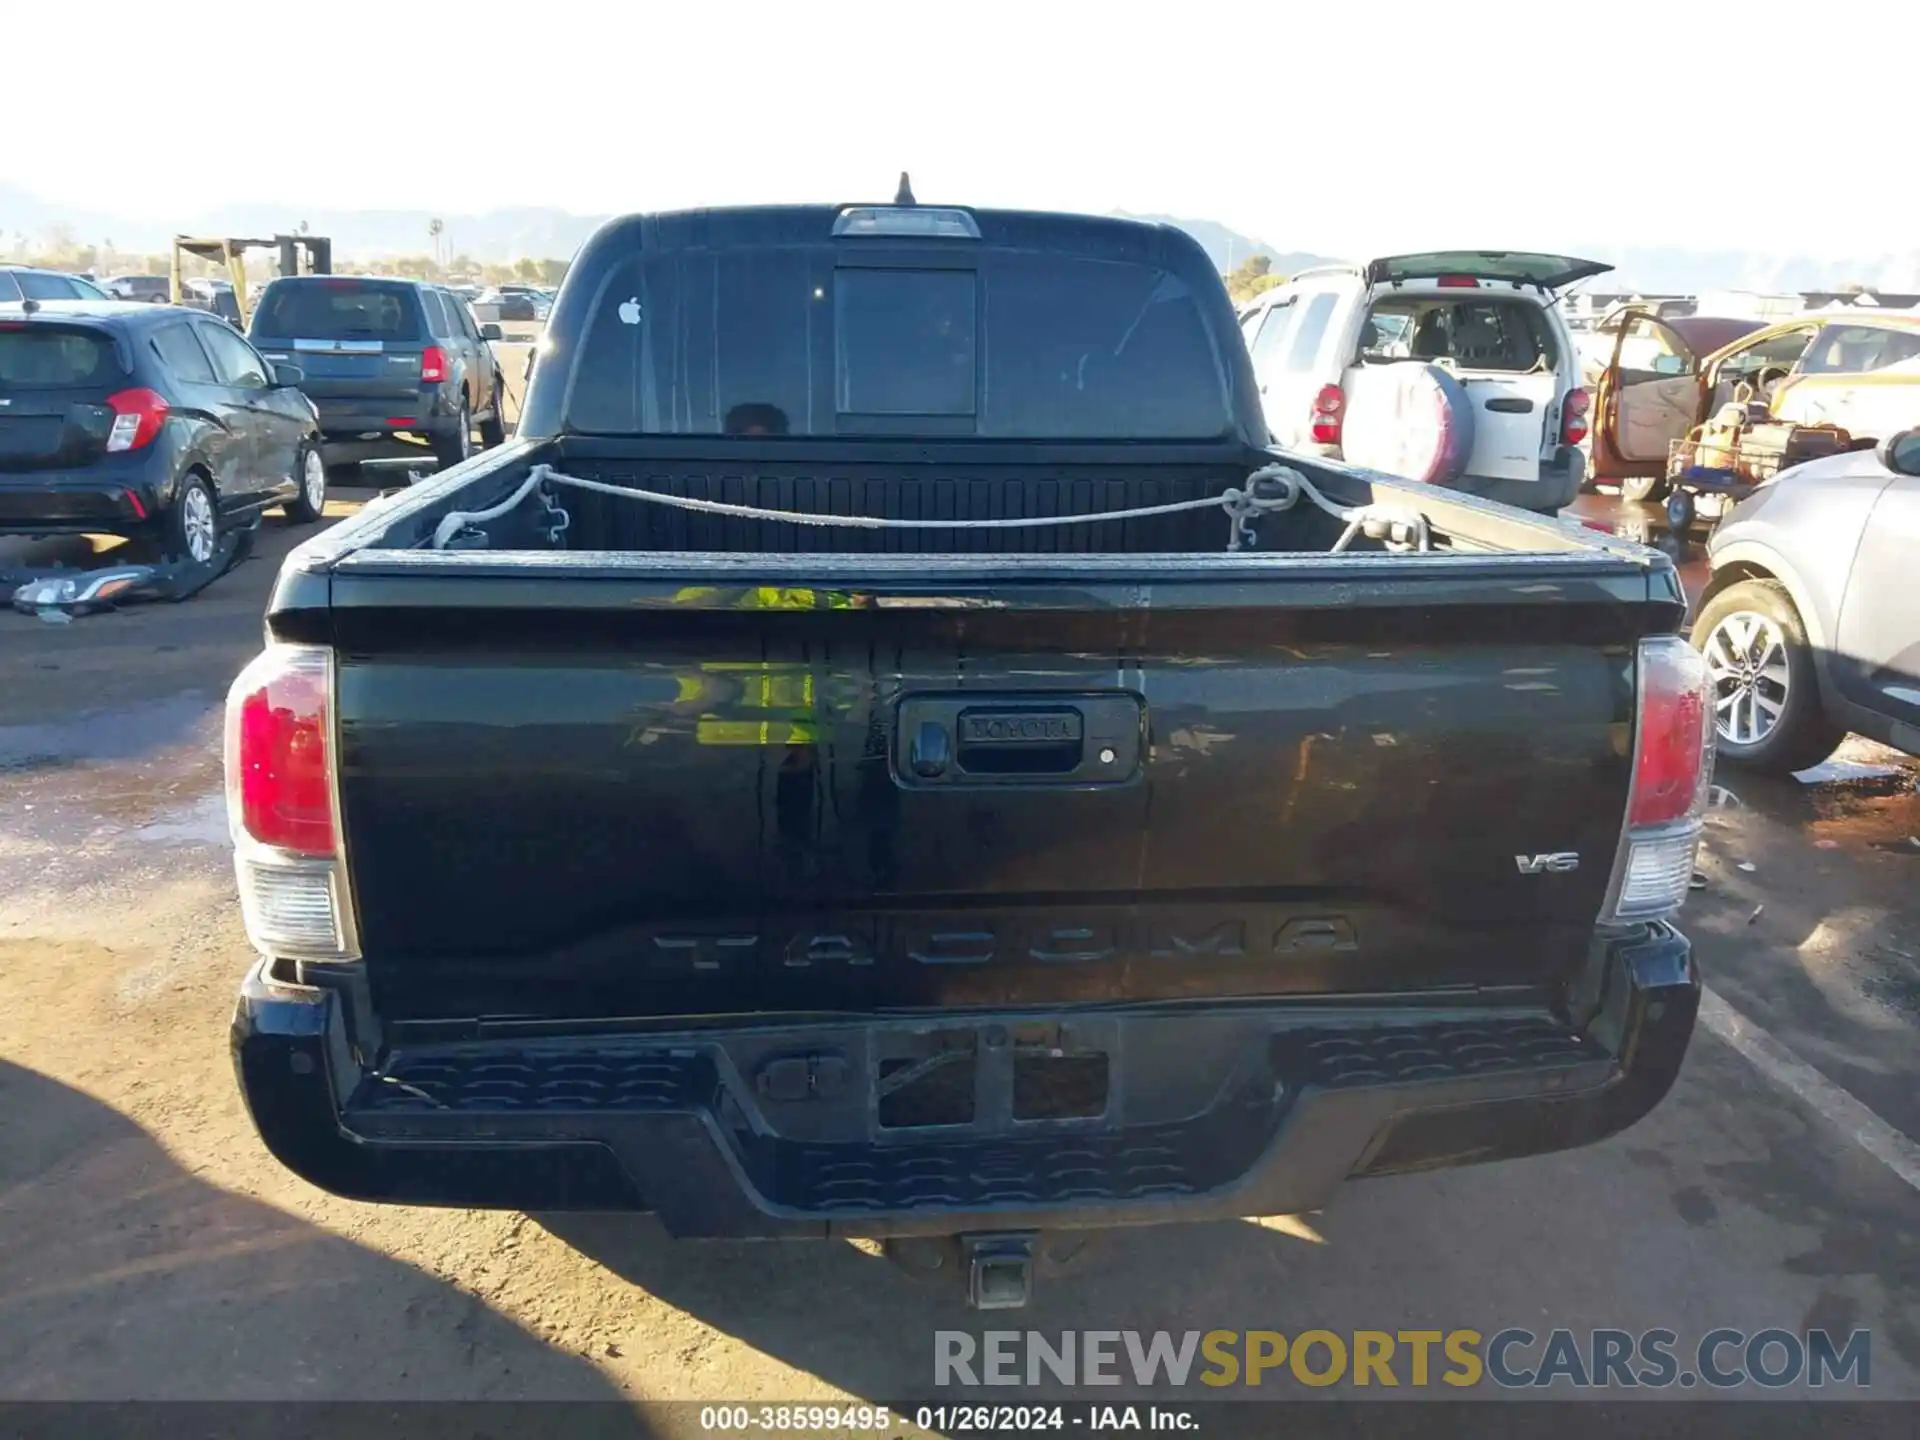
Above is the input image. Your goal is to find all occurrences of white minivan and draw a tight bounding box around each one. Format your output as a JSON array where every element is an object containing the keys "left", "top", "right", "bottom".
[{"left": 1239, "top": 251, "right": 1612, "bottom": 514}]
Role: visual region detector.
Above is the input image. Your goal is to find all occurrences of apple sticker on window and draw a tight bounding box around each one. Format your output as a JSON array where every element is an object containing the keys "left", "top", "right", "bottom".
[{"left": 617, "top": 297, "right": 642, "bottom": 326}]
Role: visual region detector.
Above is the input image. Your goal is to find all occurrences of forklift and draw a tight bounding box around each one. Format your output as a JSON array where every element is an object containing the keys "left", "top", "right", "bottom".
[{"left": 169, "top": 233, "right": 333, "bottom": 329}]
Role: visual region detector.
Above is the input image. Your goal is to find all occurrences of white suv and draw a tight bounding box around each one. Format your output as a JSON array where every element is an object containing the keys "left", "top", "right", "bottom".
[{"left": 1239, "top": 251, "right": 1611, "bottom": 514}]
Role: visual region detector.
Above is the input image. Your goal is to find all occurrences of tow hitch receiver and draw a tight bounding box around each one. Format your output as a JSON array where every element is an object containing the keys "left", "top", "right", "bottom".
[{"left": 964, "top": 1233, "right": 1037, "bottom": 1310}]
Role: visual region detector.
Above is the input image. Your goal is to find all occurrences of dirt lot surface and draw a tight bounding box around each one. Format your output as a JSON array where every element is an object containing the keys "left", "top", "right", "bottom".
[{"left": 1, "top": 492, "right": 1916, "bottom": 1415}]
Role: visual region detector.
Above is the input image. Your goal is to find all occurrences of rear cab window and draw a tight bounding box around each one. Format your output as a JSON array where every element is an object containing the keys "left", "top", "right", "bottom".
[
  {"left": 251, "top": 280, "right": 426, "bottom": 342},
  {"left": 0, "top": 326, "right": 129, "bottom": 389},
  {"left": 836, "top": 268, "right": 976, "bottom": 417},
  {"left": 566, "top": 241, "right": 1233, "bottom": 440}
]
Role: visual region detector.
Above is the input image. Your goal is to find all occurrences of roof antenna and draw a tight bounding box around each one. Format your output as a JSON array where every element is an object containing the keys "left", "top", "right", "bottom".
[{"left": 894, "top": 171, "right": 916, "bottom": 206}]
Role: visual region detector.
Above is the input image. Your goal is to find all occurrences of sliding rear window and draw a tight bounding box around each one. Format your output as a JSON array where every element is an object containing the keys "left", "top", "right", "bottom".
[
  {"left": 0, "top": 327, "right": 128, "bottom": 390},
  {"left": 568, "top": 247, "right": 1232, "bottom": 439},
  {"left": 251, "top": 280, "right": 425, "bottom": 342}
]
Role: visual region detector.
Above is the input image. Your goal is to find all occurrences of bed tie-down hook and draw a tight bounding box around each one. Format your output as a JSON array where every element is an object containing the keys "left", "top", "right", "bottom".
[{"left": 1219, "top": 466, "right": 1304, "bottom": 552}]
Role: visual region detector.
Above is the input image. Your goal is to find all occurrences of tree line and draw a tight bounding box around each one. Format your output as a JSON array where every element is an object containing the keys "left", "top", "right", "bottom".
[
  {"left": 1225, "top": 254, "right": 1286, "bottom": 305},
  {"left": 6, "top": 228, "right": 571, "bottom": 288}
]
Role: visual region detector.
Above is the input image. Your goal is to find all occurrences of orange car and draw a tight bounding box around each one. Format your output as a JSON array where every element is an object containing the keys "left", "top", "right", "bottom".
[{"left": 1588, "top": 308, "right": 1920, "bottom": 499}]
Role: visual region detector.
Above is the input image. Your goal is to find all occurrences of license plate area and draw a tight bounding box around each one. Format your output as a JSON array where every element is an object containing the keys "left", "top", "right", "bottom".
[{"left": 871, "top": 1019, "right": 1116, "bottom": 1137}]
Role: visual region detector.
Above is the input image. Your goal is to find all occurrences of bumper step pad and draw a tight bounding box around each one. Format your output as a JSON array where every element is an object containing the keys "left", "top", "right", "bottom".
[{"left": 342, "top": 1014, "right": 1612, "bottom": 1216}]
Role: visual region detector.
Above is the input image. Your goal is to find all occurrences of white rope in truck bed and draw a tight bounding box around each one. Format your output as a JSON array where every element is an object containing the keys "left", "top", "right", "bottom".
[{"left": 428, "top": 461, "right": 1432, "bottom": 555}]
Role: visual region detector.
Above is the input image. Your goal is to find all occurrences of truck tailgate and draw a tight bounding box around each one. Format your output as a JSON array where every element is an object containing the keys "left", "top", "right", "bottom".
[{"left": 322, "top": 553, "right": 1670, "bottom": 1022}]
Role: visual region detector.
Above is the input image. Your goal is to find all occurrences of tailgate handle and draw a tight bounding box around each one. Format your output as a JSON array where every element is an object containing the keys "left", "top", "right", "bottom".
[
  {"left": 955, "top": 709, "right": 1083, "bottom": 775},
  {"left": 895, "top": 694, "right": 1142, "bottom": 787},
  {"left": 1484, "top": 396, "right": 1535, "bottom": 413}
]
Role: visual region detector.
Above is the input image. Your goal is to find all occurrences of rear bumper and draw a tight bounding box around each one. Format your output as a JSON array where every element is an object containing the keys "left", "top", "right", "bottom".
[
  {"left": 1314, "top": 448, "right": 1585, "bottom": 515},
  {"left": 0, "top": 462, "right": 166, "bottom": 536},
  {"left": 232, "top": 925, "right": 1697, "bottom": 1236},
  {"left": 1447, "top": 449, "right": 1586, "bottom": 514},
  {"left": 314, "top": 389, "right": 457, "bottom": 463}
]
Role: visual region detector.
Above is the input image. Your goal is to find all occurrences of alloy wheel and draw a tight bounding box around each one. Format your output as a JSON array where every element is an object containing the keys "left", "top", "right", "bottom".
[
  {"left": 1703, "top": 610, "right": 1789, "bottom": 746},
  {"left": 181, "top": 485, "right": 216, "bottom": 564},
  {"left": 303, "top": 449, "right": 326, "bottom": 511}
]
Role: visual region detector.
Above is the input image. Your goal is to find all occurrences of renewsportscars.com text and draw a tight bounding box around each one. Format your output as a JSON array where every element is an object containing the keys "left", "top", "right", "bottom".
[{"left": 935, "top": 1328, "right": 1871, "bottom": 1390}]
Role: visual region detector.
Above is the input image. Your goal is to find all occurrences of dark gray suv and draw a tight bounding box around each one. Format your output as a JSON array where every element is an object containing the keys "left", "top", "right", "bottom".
[{"left": 248, "top": 276, "right": 506, "bottom": 471}]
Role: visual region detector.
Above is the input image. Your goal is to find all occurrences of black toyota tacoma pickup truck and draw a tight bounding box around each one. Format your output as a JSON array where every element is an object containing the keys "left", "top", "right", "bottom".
[{"left": 227, "top": 200, "right": 1711, "bottom": 1308}]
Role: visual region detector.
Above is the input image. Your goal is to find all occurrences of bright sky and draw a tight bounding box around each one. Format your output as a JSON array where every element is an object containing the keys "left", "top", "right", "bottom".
[{"left": 12, "top": 0, "right": 1920, "bottom": 259}]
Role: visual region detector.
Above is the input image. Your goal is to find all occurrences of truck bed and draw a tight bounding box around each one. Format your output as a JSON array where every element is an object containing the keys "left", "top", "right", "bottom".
[
  {"left": 338, "top": 435, "right": 1346, "bottom": 556},
  {"left": 319, "top": 433, "right": 1638, "bottom": 560}
]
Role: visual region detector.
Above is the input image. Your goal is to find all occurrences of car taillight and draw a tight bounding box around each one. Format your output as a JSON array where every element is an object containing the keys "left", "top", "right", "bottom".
[
  {"left": 1435, "top": 275, "right": 1481, "bottom": 288},
  {"left": 104, "top": 388, "right": 170, "bottom": 451},
  {"left": 420, "top": 344, "right": 448, "bottom": 383},
  {"left": 224, "top": 644, "right": 358, "bottom": 959},
  {"left": 1562, "top": 388, "right": 1591, "bottom": 446},
  {"left": 1602, "top": 636, "right": 1714, "bottom": 923},
  {"left": 1310, "top": 384, "right": 1344, "bottom": 445}
]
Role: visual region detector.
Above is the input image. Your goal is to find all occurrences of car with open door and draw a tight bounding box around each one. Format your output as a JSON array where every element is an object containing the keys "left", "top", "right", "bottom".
[
  {"left": 1238, "top": 250, "right": 1608, "bottom": 513},
  {"left": 1692, "top": 427, "right": 1920, "bottom": 773},
  {"left": 1591, "top": 310, "right": 1920, "bottom": 501}
]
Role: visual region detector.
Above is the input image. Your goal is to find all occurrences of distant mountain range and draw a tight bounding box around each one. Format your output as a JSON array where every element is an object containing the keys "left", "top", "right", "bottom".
[
  {"left": 5, "top": 184, "right": 1916, "bottom": 292},
  {"left": 1111, "top": 212, "right": 1341, "bottom": 276}
]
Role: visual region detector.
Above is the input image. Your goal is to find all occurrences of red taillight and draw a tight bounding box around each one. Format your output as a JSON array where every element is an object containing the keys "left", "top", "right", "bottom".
[
  {"left": 104, "top": 387, "right": 170, "bottom": 452},
  {"left": 1436, "top": 275, "right": 1481, "bottom": 288},
  {"left": 227, "top": 647, "right": 336, "bottom": 856},
  {"left": 1561, "top": 388, "right": 1591, "bottom": 447},
  {"left": 1603, "top": 636, "right": 1715, "bottom": 923},
  {"left": 1309, "top": 384, "right": 1345, "bottom": 445},
  {"left": 420, "top": 344, "right": 448, "bottom": 384},
  {"left": 1629, "top": 637, "right": 1712, "bottom": 827}
]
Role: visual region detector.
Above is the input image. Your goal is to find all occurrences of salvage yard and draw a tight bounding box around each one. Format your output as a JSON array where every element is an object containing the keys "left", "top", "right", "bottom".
[{"left": 1, "top": 494, "right": 1917, "bottom": 1407}]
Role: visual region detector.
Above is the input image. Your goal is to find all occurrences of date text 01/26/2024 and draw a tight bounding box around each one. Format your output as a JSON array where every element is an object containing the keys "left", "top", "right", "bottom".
[{"left": 698, "top": 1405, "right": 1197, "bottom": 1432}]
